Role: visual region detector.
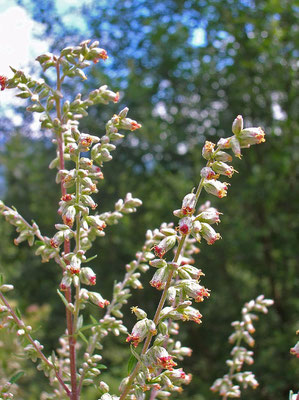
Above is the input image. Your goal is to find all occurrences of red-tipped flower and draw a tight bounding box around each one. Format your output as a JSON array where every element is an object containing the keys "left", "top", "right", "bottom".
[{"left": 0, "top": 76, "right": 7, "bottom": 91}]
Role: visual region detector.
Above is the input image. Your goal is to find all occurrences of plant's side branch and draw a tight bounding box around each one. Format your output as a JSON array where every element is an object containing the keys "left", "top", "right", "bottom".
[
  {"left": 77, "top": 250, "right": 147, "bottom": 393},
  {"left": 1, "top": 204, "right": 46, "bottom": 242},
  {"left": 0, "top": 291, "right": 71, "bottom": 397},
  {"left": 119, "top": 159, "right": 212, "bottom": 400},
  {"left": 55, "top": 59, "right": 78, "bottom": 400}
]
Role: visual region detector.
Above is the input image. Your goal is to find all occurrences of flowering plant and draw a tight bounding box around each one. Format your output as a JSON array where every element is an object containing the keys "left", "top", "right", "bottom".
[{"left": 0, "top": 40, "right": 290, "bottom": 399}]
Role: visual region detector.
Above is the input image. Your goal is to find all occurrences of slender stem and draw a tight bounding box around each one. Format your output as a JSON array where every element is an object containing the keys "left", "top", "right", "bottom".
[
  {"left": 119, "top": 172, "right": 208, "bottom": 400},
  {"left": 0, "top": 291, "right": 71, "bottom": 397},
  {"left": 55, "top": 60, "right": 78, "bottom": 400},
  {"left": 2, "top": 205, "right": 46, "bottom": 242},
  {"left": 73, "top": 152, "right": 81, "bottom": 351},
  {"left": 77, "top": 250, "right": 147, "bottom": 393}
]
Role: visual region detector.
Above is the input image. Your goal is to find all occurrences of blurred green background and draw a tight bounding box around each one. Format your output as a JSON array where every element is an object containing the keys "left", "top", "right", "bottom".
[{"left": 0, "top": 0, "right": 298, "bottom": 399}]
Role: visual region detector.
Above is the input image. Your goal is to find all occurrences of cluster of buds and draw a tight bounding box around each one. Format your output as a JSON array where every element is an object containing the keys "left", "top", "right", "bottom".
[
  {"left": 0, "top": 382, "right": 14, "bottom": 399},
  {"left": 0, "top": 202, "right": 43, "bottom": 247},
  {"left": 211, "top": 295, "right": 273, "bottom": 398},
  {"left": 173, "top": 196, "right": 222, "bottom": 245},
  {"left": 126, "top": 318, "right": 157, "bottom": 347},
  {"left": 200, "top": 115, "right": 266, "bottom": 200},
  {"left": 36, "top": 40, "right": 108, "bottom": 75},
  {"left": 121, "top": 113, "right": 267, "bottom": 393}
]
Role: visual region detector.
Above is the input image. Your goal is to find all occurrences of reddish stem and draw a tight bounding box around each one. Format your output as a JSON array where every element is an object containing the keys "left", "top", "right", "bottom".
[
  {"left": 0, "top": 291, "right": 71, "bottom": 397},
  {"left": 56, "top": 60, "right": 78, "bottom": 400}
]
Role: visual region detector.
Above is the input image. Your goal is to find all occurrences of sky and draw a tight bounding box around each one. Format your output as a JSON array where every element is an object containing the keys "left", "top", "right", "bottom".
[
  {"left": 0, "top": 0, "right": 284, "bottom": 127},
  {"left": 0, "top": 0, "right": 50, "bottom": 126},
  {"left": 0, "top": 0, "right": 48, "bottom": 76},
  {"left": 0, "top": 0, "right": 92, "bottom": 127}
]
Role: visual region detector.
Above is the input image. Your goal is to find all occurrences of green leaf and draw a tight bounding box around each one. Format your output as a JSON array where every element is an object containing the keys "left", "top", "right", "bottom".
[
  {"left": 35, "top": 241, "right": 45, "bottom": 246},
  {"left": 96, "top": 364, "right": 107, "bottom": 370},
  {"left": 56, "top": 289, "right": 70, "bottom": 309},
  {"left": 127, "top": 353, "right": 137, "bottom": 375},
  {"left": 15, "top": 307, "right": 22, "bottom": 319},
  {"left": 85, "top": 254, "right": 98, "bottom": 263},
  {"left": 130, "top": 345, "right": 141, "bottom": 362},
  {"left": 90, "top": 315, "right": 98, "bottom": 324},
  {"left": 76, "top": 314, "right": 83, "bottom": 330},
  {"left": 51, "top": 351, "right": 56, "bottom": 368},
  {"left": 16, "top": 92, "right": 31, "bottom": 99},
  {"left": 78, "top": 331, "right": 88, "bottom": 344},
  {"left": 0, "top": 274, "right": 3, "bottom": 285},
  {"left": 9, "top": 371, "right": 25, "bottom": 384},
  {"left": 79, "top": 323, "right": 100, "bottom": 332}
]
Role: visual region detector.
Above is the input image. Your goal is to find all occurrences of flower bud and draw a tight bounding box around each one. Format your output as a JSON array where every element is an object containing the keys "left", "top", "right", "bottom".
[
  {"left": 238, "top": 127, "right": 266, "bottom": 145},
  {"left": 118, "top": 117, "right": 142, "bottom": 131},
  {"left": 203, "top": 179, "right": 228, "bottom": 198},
  {"left": 180, "top": 306, "right": 203, "bottom": 324},
  {"left": 153, "top": 236, "right": 177, "bottom": 258},
  {"left": 150, "top": 266, "right": 170, "bottom": 290},
  {"left": 60, "top": 274, "right": 72, "bottom": 291},
  {"left": 181, "top": 193, "right": 196, "bottom": 216},
  {"left": 85, "top": 215, "right": 107, "bottom": 231},
  {"left": 50, "top": 231, "right": 65, "bottom": 248},
  {"left": 151, "top": 346, "right": 177, "bottom": 371},
  {"left": 232, "top": 115, "right": 243, "bottom": 135},
  {"left": 200, "top": 167, "right": 217, "bottom": 180},
  {"left": 191, "top": 220, "right": 202, "bottom": 234},
  {"left": 178, "top": 217, "right": 192, "bottom": 235},
  {"left": 0, "top": 75, "right": 7, "bottom": 91},
  {"left": 217, "top": 137, "right": 231, "bottom": 149},
  {"left": 211, "top": 161, "right": 236, "bottom": 178},
  {"left": 80, "top": 267, "right": 96, "bottom": 285},
  {"left": 196, "top": 208, "right": 221, "bottom": 224},
  {"left": 131, "top": 306, "right": 147, "bottom": 320},
  {"left": 0, "top": 284, "right": 14, "bottom": 292},
  {"left": 68, "top": 255, "right": 81, "bottom": 275},
  {"left": 150, "top": 258, "right": 167, "bottom": 268},
  {"left": 214, "top": 150, "right": 233, "bottom": 162},
  {"left": 126, "top": 318, "right": 156, "bottom": 347},
  {"left": 62, "top": 205, "right": 76, "bottom": 227},
  {"left": 119, "top": 107, "right": 129, "bottom": 118},
  {"left": 179, "top": 265, "right": 204, "bottom": 280},
  {"left": 98, "top": 381, "right": 110, "bottom": 394},
  {"left": 290, "top": 342, "right": 299, "bottom": 358},
  {"left": 202, "top": 141, "right": 215, "bottom": 160},
  {"left": 201, "top": 222, "right": 221, "bottom": 245},
  {"left": 88, "top": 291, "right": 110, "bottom": 308},
  {"left": 179, "top": 279, "right": 210, "bottom": 302},
  {"left": 230, "top": 136, "right": 242, "bottom": 158},
  {"left": 91, "top": 48, "right": 108, "bottom": 63}
]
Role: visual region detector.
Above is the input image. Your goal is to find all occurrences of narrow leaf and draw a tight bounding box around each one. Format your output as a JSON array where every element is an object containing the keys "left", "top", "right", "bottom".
[
  {"left": 127, "top": 354, "right": 137, "bottom": 375},
  {"left": 78, "top": 331, "right": 88, "bottom": 344},
  {"left": 9, "top": 371, "right": 25, "bottom": 384},
  {"left": 85, "top": 254, "right": 98, "bottom": 263},
  {"left": 56, "top": 289, "right": 70, "bottom": 309}
]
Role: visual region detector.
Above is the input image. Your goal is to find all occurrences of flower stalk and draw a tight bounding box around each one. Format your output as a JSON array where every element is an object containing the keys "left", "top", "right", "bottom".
[{"left": 0, "top": 40, "right": 276, "bottom": 400}]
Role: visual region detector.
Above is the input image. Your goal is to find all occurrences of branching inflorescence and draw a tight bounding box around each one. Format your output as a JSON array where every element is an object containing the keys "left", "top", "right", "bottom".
[{"left": 0, "top": 39, "right": 278, "bottom": 399}]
